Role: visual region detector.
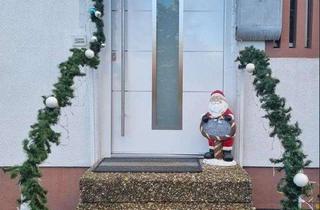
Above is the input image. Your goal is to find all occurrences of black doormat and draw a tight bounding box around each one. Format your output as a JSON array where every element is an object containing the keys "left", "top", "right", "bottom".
[{"left": 92, "top": 157, "right": 202, "bottom": 173}]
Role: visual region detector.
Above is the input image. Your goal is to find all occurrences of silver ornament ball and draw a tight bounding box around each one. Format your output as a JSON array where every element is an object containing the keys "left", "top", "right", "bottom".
[
  {"left": 293, "top": 172, "right": 309, "bottom": 187},
  {"left": 95, "top": 11, "right": 102, "bottom": 18},
  {"left": 85, "top": 49, "right": 95, "bottom": 59},
  {"left": 245, "top": 63, "right": 255, "bottom": 73},
  {"left": 91, "top": 36, "right": 98, "bottom": 42},
  {"left": 45, "top": 96, "right": 59, "bottom": 108}
]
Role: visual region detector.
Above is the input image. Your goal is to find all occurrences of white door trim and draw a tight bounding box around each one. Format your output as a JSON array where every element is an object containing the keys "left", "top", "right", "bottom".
[
  {"left": 92, "top": 0, "right": 113, "bottom": 162},
  {"left": 223, "top": 0, "right": 240, "bottom": 162}
]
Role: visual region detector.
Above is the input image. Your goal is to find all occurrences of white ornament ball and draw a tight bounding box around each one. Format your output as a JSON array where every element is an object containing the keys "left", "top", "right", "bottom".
[
  {"left": 293, "top": 173, "right": 309, "bottom": 187},
  {"left": 45, "top": 96, "right": 59, "bottom": 108},
  {"left": 91, "top": 36, "right": 98, "bottom": 42},
  {"left": 245, "top": 63, "right": 255, "bottom": 73},
  {"left": 95, "top": 11, "right": 102, "bottom": 18},
  {"left": 101, "top": 43, "right": 106, "bottom": 48},
  {"left": 85, "top": 49, "right": 95, "bottom": 59}
]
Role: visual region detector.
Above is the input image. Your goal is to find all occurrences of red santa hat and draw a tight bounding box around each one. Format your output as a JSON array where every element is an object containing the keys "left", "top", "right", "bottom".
[
  {"left": 211, "top": 90, "right": 224, "bottom": 96},
  {"left": 210, "top": 90, "right": 226, "bottom": 101}
]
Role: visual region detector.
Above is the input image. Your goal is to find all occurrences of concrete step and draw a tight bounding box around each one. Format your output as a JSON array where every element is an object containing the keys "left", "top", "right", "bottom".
[
  {"left": 77, "top": 202, "right": 254, "bottom": 210},
  {"left": 79, "top": 164, "right": 252, "bottom": 204}
]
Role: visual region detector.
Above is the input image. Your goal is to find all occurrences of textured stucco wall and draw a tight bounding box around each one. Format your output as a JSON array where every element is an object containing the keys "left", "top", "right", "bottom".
[
  {"left": 0, "top": 1, "right": 94, "bottom": 166},
  {"left": 242, "top": 58, "right": 319, "bottom": 167}
]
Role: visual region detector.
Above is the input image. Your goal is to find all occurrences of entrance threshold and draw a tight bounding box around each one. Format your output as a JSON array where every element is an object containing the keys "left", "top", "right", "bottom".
[{"left": 111, "top": 153, "right": 204, "bottom": 159}]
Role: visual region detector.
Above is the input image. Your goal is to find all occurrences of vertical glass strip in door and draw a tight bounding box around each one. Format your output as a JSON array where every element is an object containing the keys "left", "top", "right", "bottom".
[{"left": 152, "top": 0, "right": 183, "bottom": 130}]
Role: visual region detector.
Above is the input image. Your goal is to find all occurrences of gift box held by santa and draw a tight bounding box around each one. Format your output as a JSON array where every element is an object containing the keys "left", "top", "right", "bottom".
[{"left": 200, "top": 90, "right": 236, "bottom": 162}]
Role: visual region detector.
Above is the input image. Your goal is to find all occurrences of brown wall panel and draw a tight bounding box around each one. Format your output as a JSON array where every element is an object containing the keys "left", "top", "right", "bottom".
[
  {"left": 0, "top": 169, "right": 20, "bottom": 210},
  {"left": 42, "top": 168, "right": 88, "bottom": 210},
  {"left": 245, "top": 167, "right": 320, "bottom": 209},
  {"left": 266, "top": 0, "right": 319, "bottom": 58},
  {"left": 0, "top": 167, "right": 88, "bottom": 210}
]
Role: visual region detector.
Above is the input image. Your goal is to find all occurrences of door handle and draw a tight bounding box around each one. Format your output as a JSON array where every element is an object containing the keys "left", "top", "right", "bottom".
[{"left": 120, "top": 0, "right": 126, "bottom": 136}]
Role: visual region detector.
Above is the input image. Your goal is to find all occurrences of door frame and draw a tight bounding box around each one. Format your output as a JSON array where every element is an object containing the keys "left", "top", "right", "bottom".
[{"left": 92, "top": 0, "right": 240, "bottom": 163}]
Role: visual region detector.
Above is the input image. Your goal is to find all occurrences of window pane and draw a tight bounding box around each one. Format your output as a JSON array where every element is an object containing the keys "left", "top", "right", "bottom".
[
  {"left": 289, "top": 0, "right": 297, "bottom": 48},
  {"left": 305, "top": 0, "right": 313, "bottom": 48},
  {"left": 152, "top": 0, "right": 182, "bottom": 129}
]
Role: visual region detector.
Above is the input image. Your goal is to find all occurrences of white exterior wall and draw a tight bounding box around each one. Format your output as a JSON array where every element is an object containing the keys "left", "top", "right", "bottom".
[
  {"left": 0, "top": 0, "right": 95, "bottom": 166},
  {"left": 242, "top": 58, "right": 319, "bottom": 167},
  {"left": 0, "top": 1, "right": 318, "bottom": 168}
]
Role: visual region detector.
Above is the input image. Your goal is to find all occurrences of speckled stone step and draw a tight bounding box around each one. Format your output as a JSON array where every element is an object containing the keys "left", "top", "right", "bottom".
[
  {"left": 79, "top": 164, "right": 252, "bottom": 204},
  {"left": 77, "top": 202, "right": 254, "bottom": 210}
]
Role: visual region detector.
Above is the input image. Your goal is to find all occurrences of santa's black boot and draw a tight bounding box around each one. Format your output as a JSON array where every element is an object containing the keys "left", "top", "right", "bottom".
[
  {"left": 204, "top": 149, "right": 214, "bottom": 159},
  {"left": 223, "top": 150, "right": 233, "bottom": 162}
]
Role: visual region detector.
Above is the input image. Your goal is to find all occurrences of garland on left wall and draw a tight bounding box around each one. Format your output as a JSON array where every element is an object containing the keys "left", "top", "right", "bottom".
[{"left": 3, "top": 1, "right": 105, "bottom": 209}]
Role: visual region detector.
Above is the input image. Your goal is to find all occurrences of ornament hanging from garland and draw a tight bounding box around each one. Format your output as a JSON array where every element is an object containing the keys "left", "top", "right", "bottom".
[
  {"left": 293, "top": 172, "right": 309, "bottom": 187},
  {"left": 45, "top": 96, "right": 59, "bottom": 108},
  {"left": 245, "top": 63, "right": 255, "bottom": 73},
  {"left": 88, "top": 7, "right": 96, "bottom": 15},
  {"left": 91, "top": 36, "right": 98, "bottom": 42},
  {"left": 95, "top": 11, "right": 102, "bottom": 18},
  {"left": 85, "top": 49, "right": 95, "bottom": 59}
]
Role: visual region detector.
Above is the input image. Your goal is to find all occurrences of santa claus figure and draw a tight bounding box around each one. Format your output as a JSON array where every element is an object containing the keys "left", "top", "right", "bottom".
[{"left": 201, "top": 90, "right": 236, "bottom": 161}]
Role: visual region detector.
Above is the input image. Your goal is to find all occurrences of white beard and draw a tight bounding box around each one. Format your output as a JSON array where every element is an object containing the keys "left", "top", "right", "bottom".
[{"left": 208, "top": 101, "right": 228, "bottom": 118}]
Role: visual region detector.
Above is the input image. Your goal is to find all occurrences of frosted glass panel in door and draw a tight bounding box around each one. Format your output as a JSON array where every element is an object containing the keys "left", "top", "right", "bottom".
[{"left": 153, "top": 0, "right": 182, "bottom": 130}]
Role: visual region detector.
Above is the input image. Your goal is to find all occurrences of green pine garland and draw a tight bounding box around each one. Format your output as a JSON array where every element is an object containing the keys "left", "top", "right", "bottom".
[
  {"left": 3, "top": 1, "right": 105, "bottom": 209},
  {"left": 236, "top": 46, "right": 312, "bottom": 210}
]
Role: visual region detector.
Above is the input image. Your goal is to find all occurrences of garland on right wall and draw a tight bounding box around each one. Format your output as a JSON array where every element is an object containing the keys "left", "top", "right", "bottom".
[{"left": 236, "top": 46, "right": 312, "bottom": 210}]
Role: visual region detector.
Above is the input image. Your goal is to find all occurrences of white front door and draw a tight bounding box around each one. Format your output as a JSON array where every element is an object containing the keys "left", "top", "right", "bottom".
[{"left": 111, "top": 0, "right": 225, "bottom": 155}]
